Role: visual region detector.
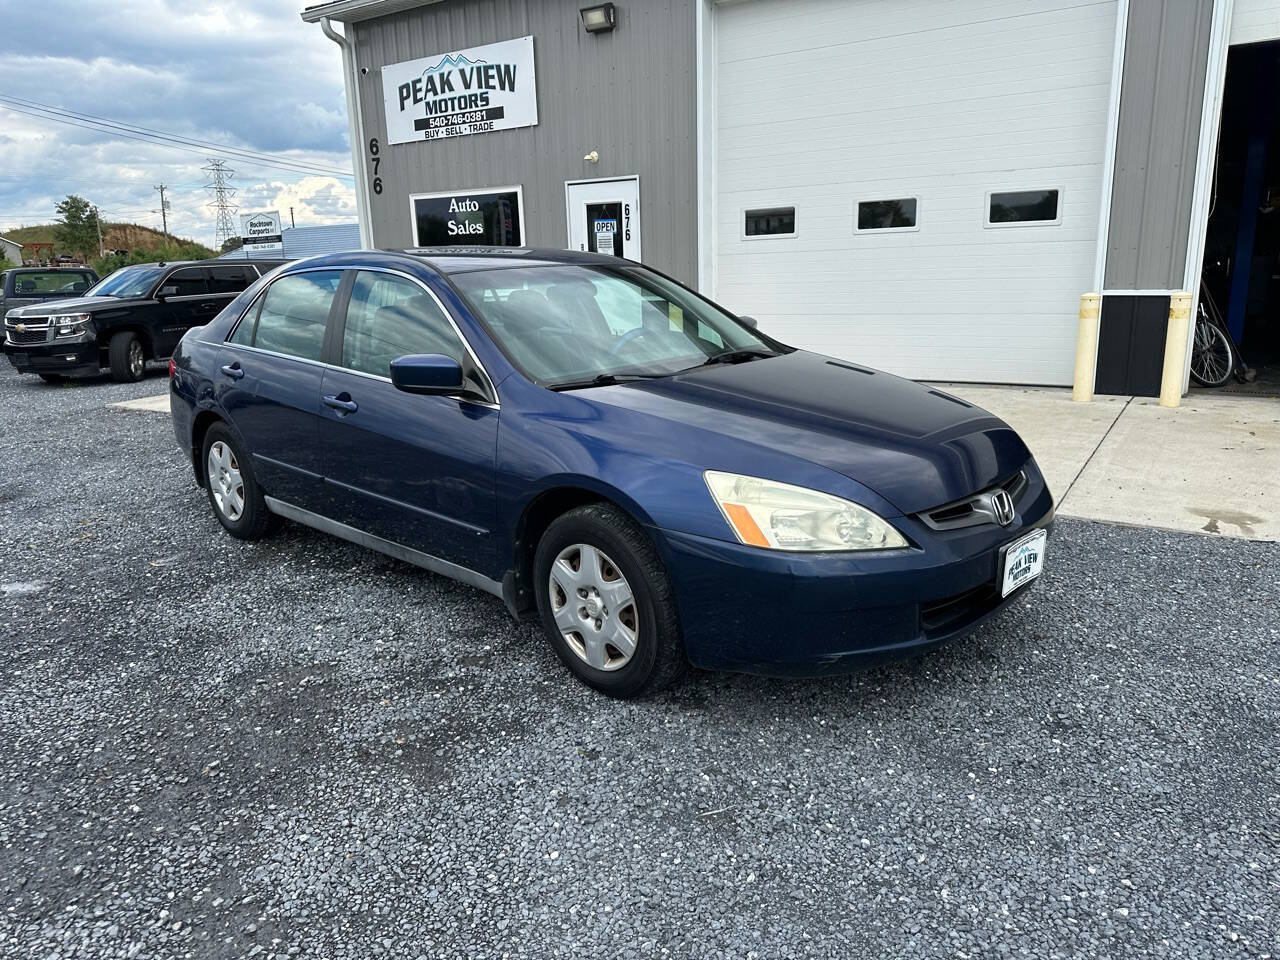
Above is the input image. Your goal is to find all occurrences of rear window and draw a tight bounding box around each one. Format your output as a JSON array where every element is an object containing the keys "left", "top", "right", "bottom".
[{"left": 11, "top": 271, "right": 94, "bottom": 295}]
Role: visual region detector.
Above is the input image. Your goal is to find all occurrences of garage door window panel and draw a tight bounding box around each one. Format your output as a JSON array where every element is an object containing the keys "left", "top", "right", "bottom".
[
  {"left": 341, "top": 271, "right": 466, "bottom": 378},
  {"left": 986, "top": 189, "right": 1061, "bottom": 227},
  {"left": 856, "top": 198, "right": 919, "bottom": 232},
  {"left": 743, "top": 207, "right": 796, "bottom": 239},
  {"left": 247, "top": 271, "right": 343, "bottom": 362}
]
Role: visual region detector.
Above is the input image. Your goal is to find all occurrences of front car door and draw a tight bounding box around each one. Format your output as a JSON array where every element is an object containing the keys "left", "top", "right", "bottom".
[
  {"left": 216, "top": 269, "right": 347, "bottom": 509},
  {"left": 318, "top": 268, "right": 499, "bottom": 574},
  {"left": 154, "top": 266, "right": 218, "bottom": 357}
]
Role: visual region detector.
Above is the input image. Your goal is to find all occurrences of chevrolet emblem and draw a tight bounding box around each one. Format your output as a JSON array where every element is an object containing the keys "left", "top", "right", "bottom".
[{"left": 13, "top": 323, "right": 24, "bottom": 333}]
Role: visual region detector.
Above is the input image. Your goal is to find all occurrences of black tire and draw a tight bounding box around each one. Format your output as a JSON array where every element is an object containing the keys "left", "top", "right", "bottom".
[
  {"left": 37, "top": 373, "right": 64, "bottom": 384},
  {"left": 534, "top": 503, "right": 686, "bottom": 698},
  {"left": 201, "top": 422, "right": 281, "bottom": 541},
  {"left": 108, "top": 330, "right": 147, "bottom": 383}
]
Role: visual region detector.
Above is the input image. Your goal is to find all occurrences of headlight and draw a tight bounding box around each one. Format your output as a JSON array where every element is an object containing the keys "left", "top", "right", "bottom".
[
  {"left": 50, "top": 313, "right": 93, "bottom": 339},
  {"left": 704, "top": 470, "right": 907, "bottom": 551}
]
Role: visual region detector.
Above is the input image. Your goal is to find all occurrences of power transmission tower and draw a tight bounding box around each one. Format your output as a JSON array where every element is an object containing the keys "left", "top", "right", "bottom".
[
  {"left": 203, "top": 159, "right": 239, "bottom": 250},
  {"left": 153, "top": 183, "right": 170, "bottom": 240}
]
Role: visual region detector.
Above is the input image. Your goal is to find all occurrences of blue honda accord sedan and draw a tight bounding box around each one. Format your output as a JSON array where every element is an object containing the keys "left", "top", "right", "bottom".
[{"left": 169, "top": 248, "right": 1053, "bottom": 697}]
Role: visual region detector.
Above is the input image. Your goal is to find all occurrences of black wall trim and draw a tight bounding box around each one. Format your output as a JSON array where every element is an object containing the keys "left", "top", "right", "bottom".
[{"left": 1095, "top": 295, "right": 1169, "bottom": 397}]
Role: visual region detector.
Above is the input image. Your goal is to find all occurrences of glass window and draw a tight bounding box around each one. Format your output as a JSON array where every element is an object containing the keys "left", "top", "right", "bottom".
[
  {"left": 988, "top": 189, "right": 1060, "bottom": 225},
  {"left": 857, "top": 198, "right": 918, "bottom": 230},
  {"left": 452, "top": 263, "right": 772, "bottom": 387},
  {"left": 207, "top": 265, "right": 257, "bottom": 294},
  {"left": 86, "top": 265, "right": 167, "bottom": 299},
  {"left": 744, "top": 207, "right": 795, "bottom": 237},
  {"left": 12, "top": 271, "right": 95, "bottom": 294},
  {"left": 248, "top": 270, "right": 343, "bottom": 362},
  {"left": 341, "top": 271, "right": 464, "bottom": 377},
  {"left": 164, "top": 268, "right": 208, "bottom": 297}
]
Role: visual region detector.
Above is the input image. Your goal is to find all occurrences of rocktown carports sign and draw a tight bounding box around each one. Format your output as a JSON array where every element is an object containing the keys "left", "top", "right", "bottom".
[{"left": 382, "top": 36, "right": 538, "bottom": 145}]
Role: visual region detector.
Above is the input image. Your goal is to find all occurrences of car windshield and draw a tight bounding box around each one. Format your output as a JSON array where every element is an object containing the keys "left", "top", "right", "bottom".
[
  {"left": 87, "top": 265, "right": 168, "bottom": 299},
  {"left": 451, "top": 263, "right": 773, "bottom": 387}
]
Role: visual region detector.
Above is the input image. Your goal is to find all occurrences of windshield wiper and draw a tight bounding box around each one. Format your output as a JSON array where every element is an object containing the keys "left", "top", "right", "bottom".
[
  {"left": 548, "top": 371, "right": 668, "bottom": 392},
  {"left": 698, "top": 347, "right": 779, "bottom": 367}
]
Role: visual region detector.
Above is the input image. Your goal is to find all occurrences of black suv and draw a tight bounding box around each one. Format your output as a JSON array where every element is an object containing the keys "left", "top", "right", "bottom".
[
  {"left": 3, "top": 260, "right": 284, "bottom": 383},
  {"left": 1, "top": 266, "right": 99, "bottom": 315}
]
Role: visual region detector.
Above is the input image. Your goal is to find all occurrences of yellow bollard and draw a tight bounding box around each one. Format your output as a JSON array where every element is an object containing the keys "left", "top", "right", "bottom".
[
  {"left": 1073, "top": 293, "right": 1102, "bottom": 402},
  {"left": 1159, "top": 291, "right": 1193, "bottom": 408}
]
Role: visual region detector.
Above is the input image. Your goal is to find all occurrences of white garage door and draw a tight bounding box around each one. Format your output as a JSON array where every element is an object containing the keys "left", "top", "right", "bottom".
[
  {"left": 1232, "top": 0, "right": 1280, "bottom": 45},
  {"left": 712, "top": 0, "right": 1118, "bottom": 384}
]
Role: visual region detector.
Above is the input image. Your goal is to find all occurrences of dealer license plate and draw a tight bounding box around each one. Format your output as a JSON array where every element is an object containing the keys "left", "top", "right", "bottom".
[{"left": 1000, "top": 528, "right": 1046, "bottom": 597}]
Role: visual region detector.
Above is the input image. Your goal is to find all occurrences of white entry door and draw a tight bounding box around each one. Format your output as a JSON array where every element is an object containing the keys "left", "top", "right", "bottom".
[{"left": 565, "top": 176, "right": 641, "bottom": 261}]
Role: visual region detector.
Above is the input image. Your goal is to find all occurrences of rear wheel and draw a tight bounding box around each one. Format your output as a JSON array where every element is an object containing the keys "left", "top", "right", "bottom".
[
  {"left": 108, "top": 331, "right": 146, "bottom": 383},
  {"left": 201, "top": 423, "right": 280, "bottom": 540},
  {"left": 1189, "top": 312, "right": 1235, "bottom": 387},
  {"left": 534, "top": 503, "right": 686, "bottom": 698}
]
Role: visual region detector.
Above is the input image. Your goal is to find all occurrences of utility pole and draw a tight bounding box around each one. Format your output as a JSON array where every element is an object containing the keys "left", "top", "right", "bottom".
[
  {"left": 93, "top": 204, "right": 104, "bottom": 258},
  {"left": 154, "top": 184, "right": 170, "bottom": 240},
  {"left": 289, "top": 206, "right": 295, "bottom": 229}
]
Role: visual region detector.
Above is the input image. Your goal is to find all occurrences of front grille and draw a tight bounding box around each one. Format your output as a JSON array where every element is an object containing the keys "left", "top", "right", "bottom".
[
  {"left": 6, "top": 327, "right": 49, "bottom": 345},
  {"left": 918, "top": 470, "right": 1028, "bottom": 531}
]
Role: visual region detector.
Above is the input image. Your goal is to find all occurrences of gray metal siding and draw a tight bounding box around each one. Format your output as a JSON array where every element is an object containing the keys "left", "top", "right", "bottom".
[
  {"left": 350, "top": 0, "right": 699, "bottom": 285},
  {"left": 1104, "top": 0, "right": 1215, "bottom": 290}
]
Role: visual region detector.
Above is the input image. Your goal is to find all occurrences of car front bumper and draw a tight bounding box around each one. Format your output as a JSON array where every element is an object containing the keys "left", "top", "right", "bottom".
[
  {"left": 3, "top": 339, "right": 100, "bottom": 376},
  {"left": 658, "top": 468, "right": 1055, "bottom": 676}
]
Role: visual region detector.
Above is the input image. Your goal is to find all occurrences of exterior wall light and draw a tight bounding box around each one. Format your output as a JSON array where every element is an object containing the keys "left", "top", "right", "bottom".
[{"left": 580, "top": 3, "right": 617, "bottom": 33}]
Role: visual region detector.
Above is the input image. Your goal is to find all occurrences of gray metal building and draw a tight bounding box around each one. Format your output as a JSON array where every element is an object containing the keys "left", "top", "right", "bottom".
[{"left": 302, "top": 0, "right": 1280, "bottom": 395}]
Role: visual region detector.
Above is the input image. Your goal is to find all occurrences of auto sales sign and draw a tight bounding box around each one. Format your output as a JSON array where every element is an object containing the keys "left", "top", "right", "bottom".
[{"left": 382, "top": 36, "right": 537, "bottom": 145}]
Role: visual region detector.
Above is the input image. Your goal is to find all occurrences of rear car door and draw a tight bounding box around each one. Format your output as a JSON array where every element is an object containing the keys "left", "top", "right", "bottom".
[
  {"left": 155, "top": 267, "right": 219, "bottom": 357},
  {"left": 318, "top": 269, "right": 499, "bottom": 573},
  {"left": 216, "top": 269, "right": 346, "bottom": 510}
]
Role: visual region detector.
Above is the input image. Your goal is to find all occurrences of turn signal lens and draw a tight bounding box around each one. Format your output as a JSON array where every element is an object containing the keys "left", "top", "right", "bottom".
[
  {"left": 168, "top": 358, "right": 177, "bottom": 379},
  {"left": 704, "top": 470, "right": 908, "bottom": 552}
]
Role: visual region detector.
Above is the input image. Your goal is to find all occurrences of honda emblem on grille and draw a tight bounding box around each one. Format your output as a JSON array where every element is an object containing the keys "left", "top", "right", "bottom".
[{"left": 989, "top": 489, "right": 1016, "bottom": 526}]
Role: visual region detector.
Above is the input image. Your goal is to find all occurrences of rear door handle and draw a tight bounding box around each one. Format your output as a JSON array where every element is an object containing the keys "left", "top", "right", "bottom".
[
  {"left": 323, "top": 393, "right": 358, "bottom": 414},
  {"left": 219, "top": 362, "right": 244, "bottom": 380}
]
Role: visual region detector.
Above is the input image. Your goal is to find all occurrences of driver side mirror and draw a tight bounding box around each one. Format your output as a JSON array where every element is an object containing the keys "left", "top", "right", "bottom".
[
  {"left": 156, "top": 285, "right": 178, "bottom": 300},
  {"left": 390, "top": 353, "right": 464, "bottom": 396},
  {"left": 738, "top": 315, "right": 759, "bottom": 329}
]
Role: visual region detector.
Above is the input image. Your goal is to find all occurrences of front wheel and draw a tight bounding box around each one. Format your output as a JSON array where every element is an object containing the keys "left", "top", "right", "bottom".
[
  {"left": 1189, "top": 314, "right": 1235, "bottom": 387},
  {"left": 108, "top": 331, "right": 146, "bottom": 383},
  {"left": 534, "top": 504, "right": 686, "bottom": 698}
]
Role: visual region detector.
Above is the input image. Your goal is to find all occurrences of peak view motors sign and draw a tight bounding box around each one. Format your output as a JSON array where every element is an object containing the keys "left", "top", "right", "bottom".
[{"left": 382, "top": 36, "right": 537, "bottom": 145}]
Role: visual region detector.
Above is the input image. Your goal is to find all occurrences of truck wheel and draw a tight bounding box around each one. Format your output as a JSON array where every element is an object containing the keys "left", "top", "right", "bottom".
[
  {"left": 108, "top": 331, "right": 146, "bottom": 382},
  {"left": 534, "top": 503, "right": 687, "bottom": 698}
]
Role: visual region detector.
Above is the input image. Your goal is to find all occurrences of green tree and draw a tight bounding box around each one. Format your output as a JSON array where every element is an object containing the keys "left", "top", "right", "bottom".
[
  {"left": 54, "top": 195, "right": 100, "bottom": 259},
  {"left": 220, "top": 236, "right": 243, "bottom": 253}
]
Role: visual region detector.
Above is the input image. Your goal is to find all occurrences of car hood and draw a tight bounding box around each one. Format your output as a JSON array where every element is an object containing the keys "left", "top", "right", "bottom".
[
  {"left": 594, "top": 351, "right": 1031, "bottom": 516},
  {"left": 5, "top": 295, "right": 127, "bottom": 317}
]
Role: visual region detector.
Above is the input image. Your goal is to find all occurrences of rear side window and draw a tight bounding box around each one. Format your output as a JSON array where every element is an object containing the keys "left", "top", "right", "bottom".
[
  {"left": 341, "top": 271, "right": 464, "bottom": 377},
  {"left": 165, "top": 268, "right": 209, "bottom": 297},
  {"left": 236, "top": 270, "right": 343, "bottom": 362},
  {"left": 207, "top": 265, "right": 257, "bottom": 294}
]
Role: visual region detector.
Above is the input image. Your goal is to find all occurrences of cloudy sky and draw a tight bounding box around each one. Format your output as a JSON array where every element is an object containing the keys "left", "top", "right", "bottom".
[{"left": 0, "top": 0, "right": 357, "bottom": 247}]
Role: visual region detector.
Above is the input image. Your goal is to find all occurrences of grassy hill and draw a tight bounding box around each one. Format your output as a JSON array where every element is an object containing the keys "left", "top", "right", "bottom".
[{"left": 1, "top": 222, "right": 215, "bottom": 261}]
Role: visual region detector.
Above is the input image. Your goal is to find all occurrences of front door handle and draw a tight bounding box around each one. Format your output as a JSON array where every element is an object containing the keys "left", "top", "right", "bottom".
[
  {"left": 323, "top": 393, "right": 358, "bottom": 414},
  {"left": 219, "top": 362, "right": 244, "bottom": 380}
]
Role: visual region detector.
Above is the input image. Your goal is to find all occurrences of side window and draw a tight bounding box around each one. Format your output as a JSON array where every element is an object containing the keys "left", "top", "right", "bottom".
[
  {"left": 164, "top": 268, "right": 208, "bottom": 297},
  {"left": 987, "top": 189, "right": 1060, "bottom": 225},
  {"left": 341, "top": 271, "right": 465, "bottom": 377},
  {"left": 208, "top": 265, "right": 256, "bottom": 295},
  {"left": 247, "top": 271, "right": 343, "bottom": 361}
]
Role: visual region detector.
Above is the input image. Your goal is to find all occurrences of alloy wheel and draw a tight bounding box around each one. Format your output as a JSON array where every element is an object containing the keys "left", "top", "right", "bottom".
[
  {"left": 207, "top": 440, "right": 245, "bottom": 521},
  {"left": 128, "top": 340, "right": 145, "bottom": 379},
  {"left": 548, "top": 543, "right": 639, "bottom": 671}
]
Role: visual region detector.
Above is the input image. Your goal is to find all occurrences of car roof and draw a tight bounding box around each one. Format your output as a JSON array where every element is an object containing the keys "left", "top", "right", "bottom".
[
  {"left": 395, "top": 247, "right": 628, "bottom": 275},
  {"left": 11, "top": 265, "right": 94, "bottom": 271}
]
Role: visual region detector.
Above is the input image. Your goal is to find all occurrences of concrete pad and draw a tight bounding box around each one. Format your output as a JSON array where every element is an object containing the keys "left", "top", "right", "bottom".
[
  {"left": 111, "top": 394, "right": 169, "bottom": 413},
  {"left": 938, "top": 384, "right": 1127, "bottom": 502},
  {"left": 1063, "top": 393, "right": 1280, "bottom": 541}
]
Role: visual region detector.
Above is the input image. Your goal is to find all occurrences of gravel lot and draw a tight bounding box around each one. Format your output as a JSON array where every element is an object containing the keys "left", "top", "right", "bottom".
[{"left": 0, "top": 362, "right": 1277, "bottom": 960}]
